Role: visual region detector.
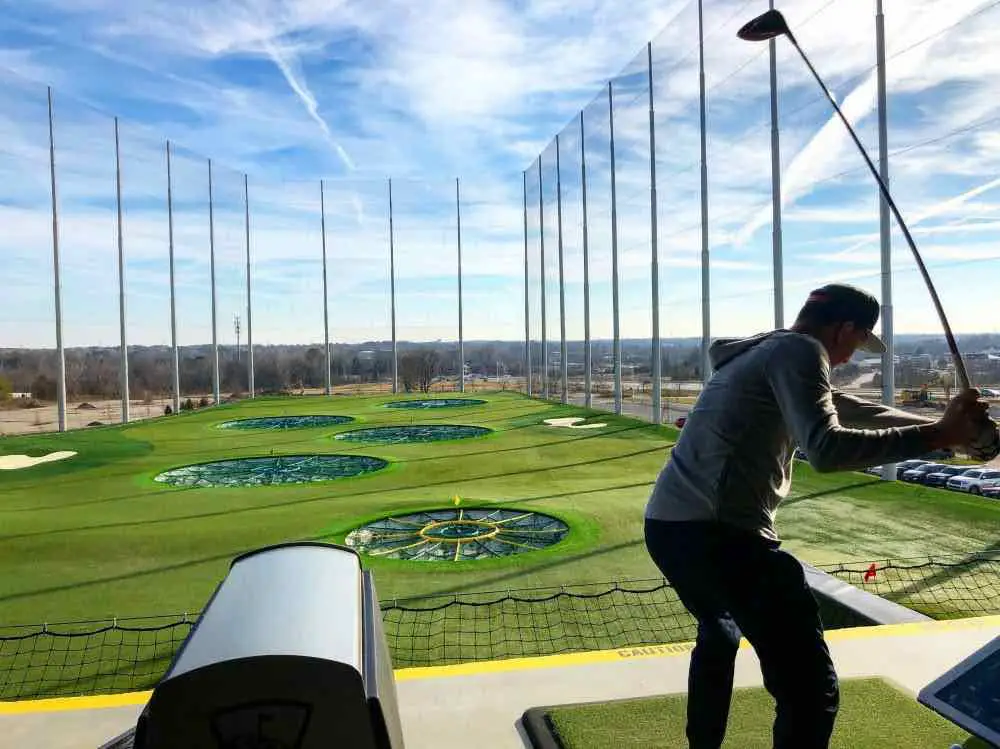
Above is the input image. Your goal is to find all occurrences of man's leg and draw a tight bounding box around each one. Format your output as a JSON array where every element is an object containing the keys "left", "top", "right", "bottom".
[
  {"left": 721, "top": 543, "right": 840, "bottom": 749},
  {"left": 645, "top": 518, "right": 741, "bottom": 749}
]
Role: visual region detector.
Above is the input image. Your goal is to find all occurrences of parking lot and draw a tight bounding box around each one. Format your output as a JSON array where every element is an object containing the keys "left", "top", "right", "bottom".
[{"left": 862, "top": 459, "right": 1000, "bottom": 499}]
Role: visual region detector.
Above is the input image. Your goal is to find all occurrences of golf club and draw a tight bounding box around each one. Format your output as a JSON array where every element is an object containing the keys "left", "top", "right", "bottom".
[{"left": 737, "top": 8, "right": 972, "bottom": 391}]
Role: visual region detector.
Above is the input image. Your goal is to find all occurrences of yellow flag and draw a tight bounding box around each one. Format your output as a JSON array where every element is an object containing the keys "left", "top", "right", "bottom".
[{"left": 453, "top": 494, "right": 461, "bottom": 506}]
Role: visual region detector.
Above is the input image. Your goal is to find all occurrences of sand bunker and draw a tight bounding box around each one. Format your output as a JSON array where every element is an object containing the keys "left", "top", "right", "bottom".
[
  {"left": 0, "top": 451, "right": 78, "bottom": 470},
  {"left": 544, "top": 417, "right": 607, "bottom": 430}
]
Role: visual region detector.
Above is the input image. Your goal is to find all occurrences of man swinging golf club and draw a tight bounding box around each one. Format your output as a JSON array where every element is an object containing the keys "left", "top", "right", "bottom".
[{"left": 644, "top": 283, "right": 999, "bottom": 749}]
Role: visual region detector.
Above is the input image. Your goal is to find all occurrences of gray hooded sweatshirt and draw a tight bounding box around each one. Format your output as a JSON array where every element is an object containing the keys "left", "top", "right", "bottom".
[{"left": 645, "top": 330, "right": 937, "bottom": 542}]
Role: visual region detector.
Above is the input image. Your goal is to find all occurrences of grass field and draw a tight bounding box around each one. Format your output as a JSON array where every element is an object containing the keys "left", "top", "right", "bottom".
[
  {"left": 1, "top": 390, "right": 999, "bottom": 628},
  {"left": 542, "top": 678, "right": 991, "bottom": 748}
]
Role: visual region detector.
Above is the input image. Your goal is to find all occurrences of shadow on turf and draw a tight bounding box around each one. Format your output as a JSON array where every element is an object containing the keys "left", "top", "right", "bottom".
[
  {"left": 389, "top": 537, "right": 650, "bottom": 602},
  {"left": 0, "top": 477, "right": 659, "bottom": 609},
  {"left": 0, "top": 474, "right": 657, "bottom": 544},
  {"left": 0, "top": 533, "right": 325, "bottom": 614},
  {"left": 143, "top": 398, "right": 551, "bottom": 447},
  {"left": 1, "top": 408, "right": 670, "bottom": 511},
  {"left": 779, "top": 480, "right": 881, "bottom": 508},
  {"left": 0, "top": 444, "right": 667, "bottom": 544}
]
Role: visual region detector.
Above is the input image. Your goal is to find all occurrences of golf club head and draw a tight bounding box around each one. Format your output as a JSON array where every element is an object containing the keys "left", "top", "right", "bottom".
[{"left": 737, "top": 9, "right": 790, "bottom": 41}]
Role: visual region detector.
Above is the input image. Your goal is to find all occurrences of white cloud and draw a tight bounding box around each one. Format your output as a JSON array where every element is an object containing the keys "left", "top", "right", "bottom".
[{"left": 3, "top": 0, "right": 1000, "bottom": 346}]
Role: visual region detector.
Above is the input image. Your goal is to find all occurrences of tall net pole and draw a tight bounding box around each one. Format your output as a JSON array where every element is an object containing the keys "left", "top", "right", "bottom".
[
  {"left": 321, "top": 179, "right": 331, "bottom": 396},
  {"left": 538, "top": 159, "right": 548, "bottom": 400},
  {"left": 456, "top": 177, "right": 465, "bottom": 393},
  {"left": 244, "top": 174, "right": 255, "bottom": 398},
  {"left": 647, "top": 43, "right": 662, "bottom": 423},
  {"left": 876, "top": 0, "right": 896, "bottom": 482},
  {"left": 556, "top": 134, "right": 568, "bottom": 405},
  {"left": 580, "top": 112, "right": 592, "bottom": 409},
  {"left": 388, "top": 178, "right": 398, "bottom": 394},
  {"left": 114, "top": 117, "right": 130, "bottom": 423},
  {"left": 609, "top": 82, "right": 622, "bottom": 416},
  {"left": 47, "top": 86, "right": 67, "bottom": 432},
  {"left": 522, "top": 170, "right": 532, "bottom": 397},
  {"left": 208, "top": 158, "right": 220, "bottom": 405},
  {"left": 167, "top": 140, "right": 180, "bottom": 414},
  {"left": 698, "top": 0, "right": 711, "bottom": 387},
  {"left": 769, "top": 0, "right": 784, "bottom": 330}
]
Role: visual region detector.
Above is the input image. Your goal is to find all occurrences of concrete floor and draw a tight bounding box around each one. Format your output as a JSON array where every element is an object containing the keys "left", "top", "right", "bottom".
[{"left": 3, "top": 615, "right": 997, "bottom": 749}]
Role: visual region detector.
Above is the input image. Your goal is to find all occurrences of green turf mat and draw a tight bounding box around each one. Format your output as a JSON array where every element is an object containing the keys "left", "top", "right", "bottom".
[
  {"left": 542, "top": 678, "right": 993, "bottom": 748},
  {"left": 1, "top": 392, "right": 998, "bottom": 625}
]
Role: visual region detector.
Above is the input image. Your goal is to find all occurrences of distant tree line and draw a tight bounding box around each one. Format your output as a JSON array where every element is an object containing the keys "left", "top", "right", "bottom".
[{"left": 2, "top": 333, "right": 998, "bottom": 403}]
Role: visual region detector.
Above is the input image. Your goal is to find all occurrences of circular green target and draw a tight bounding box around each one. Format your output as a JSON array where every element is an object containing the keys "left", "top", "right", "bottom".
[
  {"left": 217, "top": 415, "right": 354, "bottom": 430},
  {"left": 154, "top": 454, "right": 387, "bottom": 488},
  {"left": 344, "top": 508, "right": 569, "bottom": 561},
  {"left": 334, "top": 425, "right": 491, "bottom": 444},
  {"left": 384, "top": 398, "right": 486, "bottom": 409}
]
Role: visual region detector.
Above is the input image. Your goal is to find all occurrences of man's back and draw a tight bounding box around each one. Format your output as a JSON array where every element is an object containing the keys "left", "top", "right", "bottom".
[
  {"left": 645, "top": 330, "right": 804, "bottom": 541},
  {"left": 645, "top": 328, "right": 939, "bottom": 541}
]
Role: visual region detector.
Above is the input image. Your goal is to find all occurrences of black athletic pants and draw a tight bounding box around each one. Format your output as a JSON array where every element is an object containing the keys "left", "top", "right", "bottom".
[{"left": 644, "top": 517, "right": 839, "bottom": 749}]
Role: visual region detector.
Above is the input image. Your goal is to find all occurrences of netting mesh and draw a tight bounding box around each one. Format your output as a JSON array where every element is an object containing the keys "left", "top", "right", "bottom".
[
  {"left": 382, "top": 579, "right": 692, "bottom": 667},
  {"left": 384, "top": 398, "right": 486, "bottom": 409},
  {"left": 217, "top": 416, "right": 354, "bottom": 430},
  {"left": 821, "top": 550, "right": 1000, "bottom": 620},
  {"left": 152, "top": 454, "right": 388, "bottom": 487},
  {"left": 0, "top": 616, "right": 193, "bottom": 701},
  {"left": 333, "top": 425, "right": 491, "bottom": 444},
  {"left": 2, "top": 551, "right": 997, "bottom": 701}
]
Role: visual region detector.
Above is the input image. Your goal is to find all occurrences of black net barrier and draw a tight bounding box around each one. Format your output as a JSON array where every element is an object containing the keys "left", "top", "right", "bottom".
[
  {"left": 2, "top": 550, "right": 998, "bottom": 701},
  {"left": 0, "top": 616, "right": 193, "bottom": 701},
  {"left": 818, "top": 549, "right": 1000, "bottom": 620}
]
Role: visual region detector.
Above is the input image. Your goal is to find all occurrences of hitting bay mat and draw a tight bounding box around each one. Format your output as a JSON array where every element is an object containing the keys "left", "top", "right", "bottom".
[{"left": 523, "top": 678, "right": 993, "bottom": 749}]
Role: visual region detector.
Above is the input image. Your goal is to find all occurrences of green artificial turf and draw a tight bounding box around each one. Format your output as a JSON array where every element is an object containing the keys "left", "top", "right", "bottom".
[
  {"left": 0, "top": 390, "right": 997, "bottom": 627},
  {"left": 546, "top": 678, "right": 992, "bottom": 748}
]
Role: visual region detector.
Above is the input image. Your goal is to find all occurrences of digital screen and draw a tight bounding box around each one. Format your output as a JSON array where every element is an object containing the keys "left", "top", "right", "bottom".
[
  {"left": 931, "top": 650, "right": 1000, "bottom": 737},
  {"left": 212, "top": 702, "right": 310, "bottom": 749}
]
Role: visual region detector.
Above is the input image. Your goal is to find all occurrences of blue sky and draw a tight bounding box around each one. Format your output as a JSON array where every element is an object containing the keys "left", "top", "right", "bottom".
[{"left": 2, "top": 0, "right": 1000, "bottom": 349}]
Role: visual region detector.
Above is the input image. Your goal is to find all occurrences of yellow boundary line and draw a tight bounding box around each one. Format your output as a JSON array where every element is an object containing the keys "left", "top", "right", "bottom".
[{"left": 3, "top": 615, "right": 998, "bottom": 715}]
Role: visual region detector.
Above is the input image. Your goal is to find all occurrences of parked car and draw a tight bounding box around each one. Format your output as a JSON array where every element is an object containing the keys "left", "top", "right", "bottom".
[
  {"left": 977, "top": 477, "right": 1000, "bottom": 496},
  {"left": 901, "top": 463, "right": 949, "bottom": 484},
  {"left": 923, "top": 464, "right": 977, "bottom": 488},
  {"left": 893, "top": 459, "right": 930, "bottom": 479},
  {"left": 946, "top": 468, "right": 1000, "bottom": 495},
  {"left": 982, "top": 482, "right": 1000, "bottom": 499}
]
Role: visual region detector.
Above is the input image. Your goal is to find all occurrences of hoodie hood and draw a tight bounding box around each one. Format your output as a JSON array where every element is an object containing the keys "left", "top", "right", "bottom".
[{"left": 709, "top": 331, "right": 782, "bottom": 371}]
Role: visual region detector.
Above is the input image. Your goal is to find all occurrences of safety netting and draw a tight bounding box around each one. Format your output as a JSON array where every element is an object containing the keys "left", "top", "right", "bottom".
[
  {"left": 0, "top": 615, "right": 193, "bottom": 701},
  {"left": 3, "top": 551, "right": 998, "bottom": 700},
  {"left": 153, "top": 454, "right": 388, "bottom": 488}
]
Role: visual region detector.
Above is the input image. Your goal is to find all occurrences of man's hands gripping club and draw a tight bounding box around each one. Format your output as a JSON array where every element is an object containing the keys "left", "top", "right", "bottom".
[{"left": 934, "top": 389, "right": 1000, "bottom": 461}]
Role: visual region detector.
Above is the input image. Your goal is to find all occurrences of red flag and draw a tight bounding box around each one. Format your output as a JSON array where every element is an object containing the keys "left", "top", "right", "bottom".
[{"left": 863, "top": 563, "right": 877, "bottom": 583}]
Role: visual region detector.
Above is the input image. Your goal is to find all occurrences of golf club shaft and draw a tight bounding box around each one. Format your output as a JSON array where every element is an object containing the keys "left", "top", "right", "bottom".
[{"left": 786, "top": 33, "right": 972, "bottom": 391}]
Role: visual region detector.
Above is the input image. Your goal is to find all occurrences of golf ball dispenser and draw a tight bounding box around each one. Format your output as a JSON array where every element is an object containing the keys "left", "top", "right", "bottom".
[{"left": 109, "top": 543, "right": 404, "bottom": 749}]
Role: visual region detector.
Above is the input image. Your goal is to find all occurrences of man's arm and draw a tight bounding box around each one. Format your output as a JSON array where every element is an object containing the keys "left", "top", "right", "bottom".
[
  {"left": 765, "top": 336, "right": 947, "bottom": 473},
  {"left": 832, "top": 390, "right": 937, "bottom": 429}
]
